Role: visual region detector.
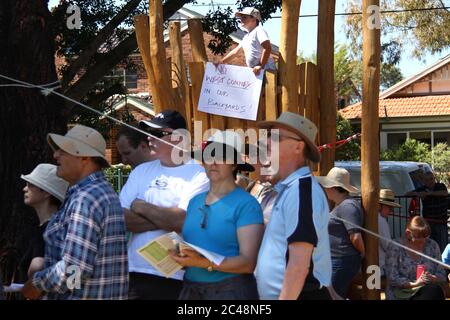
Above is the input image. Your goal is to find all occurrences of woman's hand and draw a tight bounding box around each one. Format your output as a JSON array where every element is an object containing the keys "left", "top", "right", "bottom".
[
  {"left": 422, "top": 271, "right": 439, "bottom": 284},
  {"left": 169, "top": 249, "right": 209, "bottom": 269}
]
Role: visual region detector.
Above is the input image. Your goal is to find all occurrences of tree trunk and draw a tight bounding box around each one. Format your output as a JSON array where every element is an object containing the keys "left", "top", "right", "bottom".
[{"left": 0, "top": 0, "right": 67, "bottom": 285}]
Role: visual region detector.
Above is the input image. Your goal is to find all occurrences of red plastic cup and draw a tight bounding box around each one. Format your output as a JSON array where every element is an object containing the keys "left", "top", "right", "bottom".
[{"left": 416, "top": 264, "right": 426, "bottom": 280}]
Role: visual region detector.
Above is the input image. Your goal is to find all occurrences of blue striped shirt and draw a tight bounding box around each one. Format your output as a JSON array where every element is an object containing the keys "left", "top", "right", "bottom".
[
  {"left": 32, "top": 171, "right": 128, "bottom": 300},
  {"left": 255, "top": 166, "right": 332, "bottom": 299}
]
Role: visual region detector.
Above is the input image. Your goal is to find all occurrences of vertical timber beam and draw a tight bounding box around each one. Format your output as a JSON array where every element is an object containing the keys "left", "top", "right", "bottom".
[
  {"left": 169, "top": 21, "right": 190, "bottom": 127},
  {"left": 149, "top": 0, "right": 180, "bottom": 113},
  {"left": 279, "top": 0, "right": 301, "bottom": 113},
  {"left": 361, "top": 0, "right": 381, "bottom": 300},
  {"left": 134, "top": 15, "right": 157, "bottom": 111},
  {"left": 317, "top": 0, "right": 336, "bottom": 175},
  {"left": 188, "top": 19, "right": 208, "bottom": 63}
]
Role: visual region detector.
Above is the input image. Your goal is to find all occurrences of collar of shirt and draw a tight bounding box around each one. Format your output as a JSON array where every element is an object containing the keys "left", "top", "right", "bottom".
[
  {"left": 274, "top": 166, "right": 311, "bottom": 193},
  {"left": 66, "top": 171, "right": 105, "bottom": 198}
]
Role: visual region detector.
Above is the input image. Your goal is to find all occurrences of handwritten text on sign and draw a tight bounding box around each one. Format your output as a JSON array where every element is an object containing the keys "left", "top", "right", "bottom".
[{"left": 198, "top": 62, "right": 264, "bottom": 121}]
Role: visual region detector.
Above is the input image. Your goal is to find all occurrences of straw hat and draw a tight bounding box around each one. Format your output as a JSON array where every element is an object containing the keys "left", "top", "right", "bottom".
[
  {"left": 21, "top": 163, "right": 69, "bottom": 202},
  {"left": 257, "top": 112, "right": 320, "bottom": 162},
  {"left": 316, "top": 167, "right": 359, "bottom": 193},
  {"left": 379, "top": 189, "right": 401, "bottom": 208},
  {"left": 47, "top": 125, "right": 108, "bottom": 163}
]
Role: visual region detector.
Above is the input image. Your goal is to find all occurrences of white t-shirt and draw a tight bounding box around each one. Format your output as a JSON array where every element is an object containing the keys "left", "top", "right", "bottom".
[
  {"left": 238, "top": 25, "right": 276, "bottom": 70},
  {"left": 378, "top": 213, "right": 391, "bottom": 276},
  {"left": 119, "top": 159, "right": 210, "bottom": 280}
]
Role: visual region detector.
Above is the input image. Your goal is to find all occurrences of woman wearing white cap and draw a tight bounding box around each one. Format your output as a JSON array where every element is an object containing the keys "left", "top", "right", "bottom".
[
  {"left": 19, "top": 164, "right": 68, "bottom": 280},
  {"left": 170, "top": 130, "right": 264, "bottom": 299},
  {"left": 316, "top": 167, "right": 365, "bottom": 299}
]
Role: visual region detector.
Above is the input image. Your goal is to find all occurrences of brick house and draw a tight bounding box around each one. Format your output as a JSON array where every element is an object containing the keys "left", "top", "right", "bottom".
[{"left": 341, "top": 54, "right": 450, "bottom": 151}]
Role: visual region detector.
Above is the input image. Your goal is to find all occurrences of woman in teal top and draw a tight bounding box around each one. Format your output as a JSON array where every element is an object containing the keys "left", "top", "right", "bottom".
[{"left": 171, "top": 131, "right": 264, "bottom": 300}]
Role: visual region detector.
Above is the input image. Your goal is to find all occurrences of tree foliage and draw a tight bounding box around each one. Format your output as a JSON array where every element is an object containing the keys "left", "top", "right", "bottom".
[
  {"left": 344, "top": 0, "right": 450, "bottom": 58},
  {"left": 429, "top": 142, "right": 450, "bottom": 186},
  {"left": 336, "top": 114, "right": 361, "bottom": 161},
  {"left": 380, "top": 138, "right": 431, "bottom": 161}
]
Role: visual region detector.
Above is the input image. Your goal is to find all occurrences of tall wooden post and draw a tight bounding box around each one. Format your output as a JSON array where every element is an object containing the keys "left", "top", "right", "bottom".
[
  {"left": 188, "top": 19, "right": 208, "bottom": 63},
  {"left": 169, "top": 21, "right": 190, "bottom": 126},
  {"left": 361, "top": 0, "right": 381, "bottom": 300},
  {"left": 317, "top": 0, "right": 336, "bottom": 175},
  {"left": 134, "top": 15, "right": 157, "bottom": 111},
  {"left": 149, "top": 0, "right": 180, "bottom": 113},
  {"left": 279, "top": 0, "right": 301, "bottom": 113}
]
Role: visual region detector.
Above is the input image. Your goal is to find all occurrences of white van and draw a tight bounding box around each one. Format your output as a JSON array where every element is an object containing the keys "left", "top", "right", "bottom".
[{"left": 334, "top": 161, "right": 427, "bottom": 238}]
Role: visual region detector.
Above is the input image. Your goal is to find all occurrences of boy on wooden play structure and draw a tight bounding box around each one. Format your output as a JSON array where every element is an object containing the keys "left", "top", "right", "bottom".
[{"left": 218, "top": 7, "right": 276, "bottom": 76}]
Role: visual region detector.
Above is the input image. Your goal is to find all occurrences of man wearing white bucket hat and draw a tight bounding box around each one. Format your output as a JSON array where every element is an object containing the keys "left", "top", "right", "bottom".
[
  {"left": 316, "top": 167, "right": 365, "bottom": 298},
  {"left": 19, "top": 163, "right": 69, "bottom": 280},
  {"left": 22, "top": 125, "right": 128, "bottom": 300},
  {"left": 255, "top": 112, "right": 332, "bottom": 300}
]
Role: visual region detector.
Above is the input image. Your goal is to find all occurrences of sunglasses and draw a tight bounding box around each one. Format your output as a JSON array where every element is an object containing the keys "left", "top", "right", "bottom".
[{"left": 199, "top": 205, "right": 209, "bottom": 229}]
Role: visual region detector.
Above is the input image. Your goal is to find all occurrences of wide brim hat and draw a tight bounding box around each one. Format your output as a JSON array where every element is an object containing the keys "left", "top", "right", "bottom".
[
  {"left": 316, "top": 167, "right": 359, "bottom": 193},
  {"left": 47, "top": 124, "right": 109, "bottom": 164},
  {"left": 379, "top": 189, "right": 402, "bottom": 208},
  {"left": 21, "top": 163, "right": 69, "bottom": 202},
  {"left": 257, "top": 111, "right": 321, "bottom": 162}
]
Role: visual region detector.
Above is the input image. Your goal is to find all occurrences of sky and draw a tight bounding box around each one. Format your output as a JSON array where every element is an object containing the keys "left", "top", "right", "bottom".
[{"left": 48, "top": 0, "right": 450, "bottom": 78}]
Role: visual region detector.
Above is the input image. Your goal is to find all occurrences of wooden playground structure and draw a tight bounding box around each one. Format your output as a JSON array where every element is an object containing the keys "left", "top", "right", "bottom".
[{"left": 134, "top": 0, "right": 382, "bottom": 300}]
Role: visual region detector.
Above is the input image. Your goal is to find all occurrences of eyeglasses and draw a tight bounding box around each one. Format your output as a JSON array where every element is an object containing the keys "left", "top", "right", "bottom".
[
  {"left": 199, "top": 205, "right": 209, "bottom": 229},
  {"left": 267, "top": 132, "right": 303, "bottom": 142},
  {"left": 148, "top": 130, "right": 172, "bottom": 139}
]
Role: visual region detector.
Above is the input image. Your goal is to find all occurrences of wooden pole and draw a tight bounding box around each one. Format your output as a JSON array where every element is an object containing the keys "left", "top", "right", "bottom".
[
  {"left": 361, "top": 0, "right": 381, "bottom": 300},
  {"left": 149, "top": 0, "right": 180, "bottom": 113},
  {"left": 265, "top": 70, "right": 278, "bottom": 120},
  {"left": 317, "top": 0, "right": 336, "bottom": 176},
  {"left": 188, "top": 19, "right": 208, "bottom": 63},
  {"left": 301, "top": 62, "right": 320, "bottom": 173},
  {"left": 279, "top": 0, "right": 301, "bottom": 113},
  {"left": 169, "top": 21, "right": 190, "bottom": 126},
  {"left": 188, "top": 62, "right": 210, "bottom": 134},
  {"left": 134, "top": 15, "right": 157, "bottom": 112}
]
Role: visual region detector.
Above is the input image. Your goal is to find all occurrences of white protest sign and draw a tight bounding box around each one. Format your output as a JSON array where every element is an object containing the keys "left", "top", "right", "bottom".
[{"left": 198, "top": 62, "right": 264, "bottom": 121}]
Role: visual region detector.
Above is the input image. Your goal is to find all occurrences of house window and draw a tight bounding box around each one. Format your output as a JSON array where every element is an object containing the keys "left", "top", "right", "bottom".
[
  {"left": 104, "top": 68, "right": 137, "bottom": 89},
  {"left": 387, "top": 132, "right": 407, "bottom": 149},
  {"left": 409, "top": 131, "right": 431, "bottom": 145},
  {"left": 433, "top": 131, "right": 450, "bottom": 146}
]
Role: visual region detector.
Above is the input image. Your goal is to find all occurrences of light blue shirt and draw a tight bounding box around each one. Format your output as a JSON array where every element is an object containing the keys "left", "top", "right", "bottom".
[
  {"left": 183, "top": 187, "right": 263, "bottom": 283},
  {"left": 255, "top": 166, "right": 332, "bottom": 299},
  {"left": 443, "top": 244, "right": 450, "bottom": 265}
]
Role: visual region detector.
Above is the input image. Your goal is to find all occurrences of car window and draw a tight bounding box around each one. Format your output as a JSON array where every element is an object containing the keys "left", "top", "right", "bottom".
[
  {"left": 341, "top": 168, "right": 415, "bottom": 196},
  {"left": 409, "top": 169, "right": 425, "bottom": 189}
]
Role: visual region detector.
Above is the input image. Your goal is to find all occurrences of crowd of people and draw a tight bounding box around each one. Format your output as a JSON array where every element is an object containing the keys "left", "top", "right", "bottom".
[
  {"left": 0, "top": 106, "right": 448, "bottom": 301},
  {"left": 1, "top": 6, "right": 449, "bottom": 301}
]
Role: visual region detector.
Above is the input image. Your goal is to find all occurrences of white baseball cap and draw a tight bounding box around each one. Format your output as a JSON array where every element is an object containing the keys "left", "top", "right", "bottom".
[{"left": 235, "top": 7, "right": 262, "bottom": 21}]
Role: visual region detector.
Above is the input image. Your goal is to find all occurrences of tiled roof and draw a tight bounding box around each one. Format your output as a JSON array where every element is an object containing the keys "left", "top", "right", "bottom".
[{"left": 340, "top": 95, "right": 450, "bottom": 119}]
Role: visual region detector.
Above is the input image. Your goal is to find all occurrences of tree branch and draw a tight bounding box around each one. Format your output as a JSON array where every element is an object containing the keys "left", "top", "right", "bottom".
[
  {"left": 61, "top": 0, "right": 142, "bottom": 89},
  {"left": 64, "top": 0, "right": 191, "bottom": 106}
]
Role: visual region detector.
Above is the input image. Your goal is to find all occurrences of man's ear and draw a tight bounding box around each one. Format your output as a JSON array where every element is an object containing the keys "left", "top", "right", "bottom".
[
  {"left": 139, "top": 141, "right": 149, "bottom": 150},
  {"left": 293, "top": 140, "right": 305, "bottom": 155}
]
